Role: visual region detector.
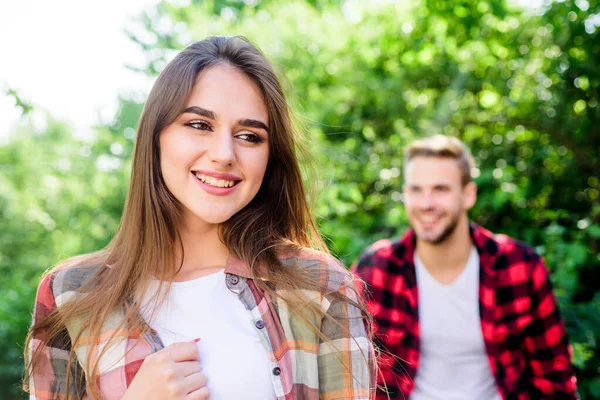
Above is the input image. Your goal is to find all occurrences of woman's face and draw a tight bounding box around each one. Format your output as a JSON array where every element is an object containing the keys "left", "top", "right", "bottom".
[{"left": 159, "top": 63, "right": 270, "bottom": 229}]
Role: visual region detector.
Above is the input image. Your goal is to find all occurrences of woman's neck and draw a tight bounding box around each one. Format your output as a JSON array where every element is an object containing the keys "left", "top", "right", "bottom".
[{"left": 173, "top": 218, "right": 229, "bottom": 281}]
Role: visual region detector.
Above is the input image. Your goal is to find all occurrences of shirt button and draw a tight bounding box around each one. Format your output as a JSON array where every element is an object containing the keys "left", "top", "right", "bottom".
[
  {"left": 228, "top": 275, "right": 239, "bottom": 285},
  {"left": 272, "top": 367, "right": 281, "bottom": 376},
  {"left": 255, "top": 320, "right": 265, "bottom": 329}
]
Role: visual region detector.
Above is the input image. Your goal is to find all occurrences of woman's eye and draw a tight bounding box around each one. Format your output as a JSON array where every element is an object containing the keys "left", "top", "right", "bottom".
[
  {"left": 236, "top": 133, "right": 263, "bottom": 143},
  {"left": 186, "top": 121, "right": 212, "bottom": 131}
]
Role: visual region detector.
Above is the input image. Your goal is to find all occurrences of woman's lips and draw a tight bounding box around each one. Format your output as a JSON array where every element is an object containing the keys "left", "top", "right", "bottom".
[
  {"left": 192, "top": 172, "right": 239, "bottom": 196},
  {"left": 194, "top": 172, "right": 238, "bottom": 188}
]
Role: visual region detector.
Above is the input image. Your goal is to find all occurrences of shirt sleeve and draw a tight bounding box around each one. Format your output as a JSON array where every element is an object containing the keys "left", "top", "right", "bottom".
[
  {"left": 318, "top": 258, "right": 376, "bottom": 400},
  {"left": 27, "top": 273, "right": 88, "bottom": 400},
  {"left": 352, "top": 248, "right": 406, "bottom": 400},
  {"left": 523, "top": 256, "right": 578, "bottom": 398}
]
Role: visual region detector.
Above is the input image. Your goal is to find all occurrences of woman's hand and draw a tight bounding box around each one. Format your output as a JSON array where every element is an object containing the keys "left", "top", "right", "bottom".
[{"left": 123, "top": 340, "right": 209, "bottom": 400}]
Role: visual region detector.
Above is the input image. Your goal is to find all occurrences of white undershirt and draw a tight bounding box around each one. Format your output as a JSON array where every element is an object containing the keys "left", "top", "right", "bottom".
[
  {"left": 139, "top": 269, "right": 277, "bottom": 400},
  {"left": 411, "top": 248, "right": 502, "bottom": 400}
]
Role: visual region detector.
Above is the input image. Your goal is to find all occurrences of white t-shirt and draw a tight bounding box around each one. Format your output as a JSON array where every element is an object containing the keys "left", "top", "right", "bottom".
[
  {"left": 411, "top": 248, "right": 502, "bottom": 400},
  {"left": 139, "top": 269, "right": 277, "bottom": 400}
]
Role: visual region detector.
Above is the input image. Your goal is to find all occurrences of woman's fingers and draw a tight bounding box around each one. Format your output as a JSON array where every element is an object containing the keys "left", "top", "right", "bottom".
[
  {"left": 187, "top": 386, "right": 210, "bottom": 400},
  {"left": 122, "top": 339, "right": 203, "bottom": 399},
  {"left": 178, "top": 360, "right": 202, "bottom": 377},
  {"left": 163, "top": 340, "right": 200, "bottom": 362},
  {"left": 184, "top": 372, "right": 209, "bottom": 398}
]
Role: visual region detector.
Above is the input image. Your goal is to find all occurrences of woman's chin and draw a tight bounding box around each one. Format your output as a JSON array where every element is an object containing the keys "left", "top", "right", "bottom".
[{"left": 182, "top": 210, "right": 236, "bottom": 228}]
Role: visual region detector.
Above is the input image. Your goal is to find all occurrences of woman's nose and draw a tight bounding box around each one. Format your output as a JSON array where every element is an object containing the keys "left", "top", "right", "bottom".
[{"left": 209, "top": 133, "right": 235, "bottom": 166}]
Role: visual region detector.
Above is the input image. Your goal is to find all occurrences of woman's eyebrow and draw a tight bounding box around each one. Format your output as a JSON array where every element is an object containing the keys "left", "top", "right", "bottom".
[
  {"left": 185, "top": 106, "right": 269, "bottom": 133},
  {"left": 184, "top": 106, "right": 216, "bottom": 119},
  {"left": 238, "top": 118, "right": 269, "bottom": 132}
]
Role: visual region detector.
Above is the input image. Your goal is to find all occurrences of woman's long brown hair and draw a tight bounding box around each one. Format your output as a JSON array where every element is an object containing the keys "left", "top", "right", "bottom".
[{"left": 24, "top": 36, "right": 373, "bottom": 399}]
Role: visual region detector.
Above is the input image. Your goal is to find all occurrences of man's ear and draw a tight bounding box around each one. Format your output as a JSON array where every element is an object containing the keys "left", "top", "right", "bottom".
[{"left": 463, "top": 181, "right": 477, "bottom": 210}]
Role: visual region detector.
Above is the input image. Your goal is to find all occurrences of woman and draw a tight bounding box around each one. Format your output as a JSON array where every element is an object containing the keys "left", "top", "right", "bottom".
[{"left": 25, "top": 36, "right": 375, "bottom": 400}]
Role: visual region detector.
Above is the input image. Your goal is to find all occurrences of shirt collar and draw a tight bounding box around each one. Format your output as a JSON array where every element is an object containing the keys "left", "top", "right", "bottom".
[
  {"left": 400, "top": 221, "right": 500, "bottom": 263},
  {"left": 224, "top": 254, "right": 253, "bottom": 278}
]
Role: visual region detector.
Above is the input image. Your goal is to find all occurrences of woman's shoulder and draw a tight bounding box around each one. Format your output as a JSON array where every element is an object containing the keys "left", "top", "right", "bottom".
[
  {"left": 39, "top": 252, "right": 106, "bottom": 302},
  {"left": 277, "top": 247, "right": 354, "bottom": 291},
  {"left": 277, "top": 247, "right": 345, "bottom": 269}
]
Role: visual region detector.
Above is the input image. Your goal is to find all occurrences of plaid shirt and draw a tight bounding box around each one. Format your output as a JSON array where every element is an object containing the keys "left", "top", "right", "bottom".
[
  {"left": 28, "top": 249, "right": 375, "bottom": 400},
  {"left": 352, "top": 223, "right": 577, "bottom": 400}
]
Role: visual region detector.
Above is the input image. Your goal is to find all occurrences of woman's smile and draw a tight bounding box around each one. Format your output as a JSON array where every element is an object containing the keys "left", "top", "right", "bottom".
[{"left": 192, "top": 170, "right": 241, "bottom": 196}]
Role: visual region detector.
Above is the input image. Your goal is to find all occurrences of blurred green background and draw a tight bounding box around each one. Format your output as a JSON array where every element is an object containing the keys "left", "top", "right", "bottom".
[{"left": 1, "top": 0, "right": 599, "bottom": 398}]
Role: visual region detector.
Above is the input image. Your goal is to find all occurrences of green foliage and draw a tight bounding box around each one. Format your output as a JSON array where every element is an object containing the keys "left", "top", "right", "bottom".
[
  {"left": 0, "top": 103, "right": 139, "bottom": 398},
  {"left": 4, "top": 88, "right": 33, "bottom": 116},
  {"left": 1, "top": 0, "right": 598, "bottom": 398}
]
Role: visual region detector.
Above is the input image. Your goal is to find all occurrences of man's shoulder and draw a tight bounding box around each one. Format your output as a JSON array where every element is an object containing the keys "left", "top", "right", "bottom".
[
  {"left": 495, "top": 233, "right": 538, "bottom": 257},
  {"left": 353, "top": 231, "right": 414, "bottom": 273},
  {"left": 474, "top": 224, "right": 542, "bottom": 270},
  {"left": 478, "top": 228, "right": 536, "bottom": 256}
]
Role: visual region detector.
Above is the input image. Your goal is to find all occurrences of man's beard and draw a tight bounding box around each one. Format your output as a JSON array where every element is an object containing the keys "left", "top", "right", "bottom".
[{"left": 416, "top": 212, "right": 460, "bottom": 245}]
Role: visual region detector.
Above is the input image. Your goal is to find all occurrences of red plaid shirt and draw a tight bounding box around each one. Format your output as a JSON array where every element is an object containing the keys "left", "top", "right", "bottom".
[{"left": 352, "top": 223, "right": 577, "bottom": 400}]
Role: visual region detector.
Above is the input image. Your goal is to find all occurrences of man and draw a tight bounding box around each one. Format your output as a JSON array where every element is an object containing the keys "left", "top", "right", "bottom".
[{"left": 353, "top": 135, "right": 577, "bottom": 399}]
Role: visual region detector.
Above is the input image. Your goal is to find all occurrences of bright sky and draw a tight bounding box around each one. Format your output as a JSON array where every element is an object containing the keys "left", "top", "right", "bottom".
[{"left": 0, "top": 0, "right": 160, "bottom": 139}]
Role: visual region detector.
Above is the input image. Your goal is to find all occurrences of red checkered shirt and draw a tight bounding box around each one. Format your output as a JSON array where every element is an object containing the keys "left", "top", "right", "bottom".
[{"left": 352, "top": 223, "right": 577, "bottom": 400}]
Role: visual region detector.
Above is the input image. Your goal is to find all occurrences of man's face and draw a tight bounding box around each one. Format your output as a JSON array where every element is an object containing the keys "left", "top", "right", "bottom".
[{"left": 403, "top": 156, "right": 476, "bottom": 245}]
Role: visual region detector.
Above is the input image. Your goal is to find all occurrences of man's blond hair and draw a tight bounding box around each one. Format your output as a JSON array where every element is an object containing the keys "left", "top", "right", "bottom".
[{"left": 404, "top": 134, "right": 475, "bottom": 186}]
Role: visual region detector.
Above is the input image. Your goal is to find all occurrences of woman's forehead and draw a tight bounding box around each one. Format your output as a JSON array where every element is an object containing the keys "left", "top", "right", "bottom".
[{"left": 186, "top": 64, "right": 267, "bottom": 121}]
